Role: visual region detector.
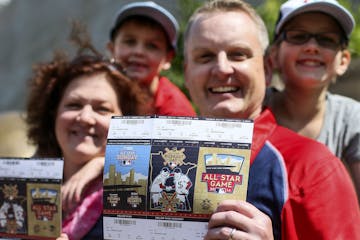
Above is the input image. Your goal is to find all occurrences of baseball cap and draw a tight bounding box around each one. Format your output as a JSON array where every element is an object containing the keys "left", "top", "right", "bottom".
[
  {"left": 109, "top": 1, "right": 179, "bottom": 50},
  {"left": 275, "top": 0, "right": 355, "bottom": 39}
]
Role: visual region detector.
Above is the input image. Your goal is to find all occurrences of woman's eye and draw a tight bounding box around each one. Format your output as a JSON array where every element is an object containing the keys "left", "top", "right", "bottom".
[
  {"left": 65, "top": 103, "right": 82, "bottom": 110},
  {"left": 96, "top": 106, "right": 112, "bottom": 114}
]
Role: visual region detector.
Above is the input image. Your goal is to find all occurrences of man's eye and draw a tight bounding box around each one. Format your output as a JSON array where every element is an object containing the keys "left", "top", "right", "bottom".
[
  {"left": 228, "top": 52, "right": 248, "bottom": 61},
  {"left": 196, "top": 54, "right": 213, "bottom": 63}
]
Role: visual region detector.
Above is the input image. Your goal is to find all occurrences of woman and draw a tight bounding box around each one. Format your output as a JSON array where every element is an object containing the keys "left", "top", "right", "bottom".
[{"left": 26, "top": 53, "right": 146, "bottom": 239}]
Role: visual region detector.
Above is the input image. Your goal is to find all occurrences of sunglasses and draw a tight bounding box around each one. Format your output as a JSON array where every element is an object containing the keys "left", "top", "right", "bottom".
[{"left": 280, "top": 30, "right": 346, "bottom": 50}]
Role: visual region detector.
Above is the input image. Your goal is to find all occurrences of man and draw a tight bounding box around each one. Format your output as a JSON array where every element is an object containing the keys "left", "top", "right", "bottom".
[{"left": 183, "top": 0, "right": 360, "bottom": 239}]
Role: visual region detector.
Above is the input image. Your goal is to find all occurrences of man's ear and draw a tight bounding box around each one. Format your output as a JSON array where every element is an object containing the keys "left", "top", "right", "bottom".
[
  {"left": 336, "top": 49, "right": 351, "bottom": 76},
  {"left": 264, "top": 54, "right": 273, "bottom": 87}
]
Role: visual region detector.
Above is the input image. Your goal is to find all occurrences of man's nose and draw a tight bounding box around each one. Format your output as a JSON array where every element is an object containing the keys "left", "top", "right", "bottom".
[{"left": 213, "top": 52, "right": 233, "bottom": 77}]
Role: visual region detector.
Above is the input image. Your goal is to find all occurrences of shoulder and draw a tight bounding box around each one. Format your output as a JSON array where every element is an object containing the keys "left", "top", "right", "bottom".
[
  {"left": 271, "top": 125, "right": 334, "bottom": 158},
  {"left": 268, "top": 125, "right": 340, "bottom": 177},
  {"left": 155, "top": 77, "right": 196, "bottom": 116},
  {"left": 268, "top": 125, "right": 355, "bottom": 198},
  {"left": 325, "top": 93, "right": 360, "bottom": 126},
  {"left": 327, "top": 92, "right": 360, "bottom": 112},
  {"left": 158, "top": 76, "right": 183, "bottom": 93},
  {"left": 254, "top": 109, "right": 337, "bottom": 168}
]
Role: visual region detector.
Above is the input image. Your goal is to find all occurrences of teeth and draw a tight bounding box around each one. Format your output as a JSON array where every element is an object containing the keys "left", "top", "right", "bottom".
[
  {"left": 211, "top": 86, "right": 238, "bottom": 93},
  {"left": 71, "top": 130, "right": 95, "bottom": 138},
  {"left": 301, "top": 60, "right": 320, "bottom": 66}
]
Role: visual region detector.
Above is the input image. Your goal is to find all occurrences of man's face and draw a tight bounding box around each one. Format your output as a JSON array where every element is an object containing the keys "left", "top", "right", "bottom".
[{"left": 184, "top": 11, "right": 266, "bottom": 119}]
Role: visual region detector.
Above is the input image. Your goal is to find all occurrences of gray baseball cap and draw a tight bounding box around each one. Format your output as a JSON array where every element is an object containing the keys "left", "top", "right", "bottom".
[
  {"left": 275, "top": 0, "right": 355, "bottom": 39},
  {"left": 109, "top": 1, "right": 179, "bottom": 50}
]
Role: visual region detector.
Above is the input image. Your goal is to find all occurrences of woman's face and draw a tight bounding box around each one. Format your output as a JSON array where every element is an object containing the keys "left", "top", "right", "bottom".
[{"left": 55, "top": 73, "right": 122, "bottom": 165}]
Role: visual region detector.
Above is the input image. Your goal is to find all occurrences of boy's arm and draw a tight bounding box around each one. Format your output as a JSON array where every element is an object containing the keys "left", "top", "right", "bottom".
[{"left": 62, "top": 156, "right": 104, "bottom": 212}]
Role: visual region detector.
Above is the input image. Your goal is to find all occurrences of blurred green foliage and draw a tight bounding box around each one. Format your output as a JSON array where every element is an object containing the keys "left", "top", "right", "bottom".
[
  {"left": 162, "top": 0, "right": 360, "bottom": 94},
  {"left": 160, "top": 0, "right": 203, "bottom": 101}
]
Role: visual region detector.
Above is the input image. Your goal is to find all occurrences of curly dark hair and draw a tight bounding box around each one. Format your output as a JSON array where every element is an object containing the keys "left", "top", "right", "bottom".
[{"left": 26, "top": 53, "right": 147, "bottom": 157}]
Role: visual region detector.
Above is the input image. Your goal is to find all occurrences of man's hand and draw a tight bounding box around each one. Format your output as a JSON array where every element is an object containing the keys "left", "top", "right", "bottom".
[{"left": 204, "top": 200, "right": 273, "bottom": 240}]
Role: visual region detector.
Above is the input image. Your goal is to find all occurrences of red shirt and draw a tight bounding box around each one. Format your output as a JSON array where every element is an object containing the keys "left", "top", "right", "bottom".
[
  {"left": 154, "top": 77, "right": 196, "bottom": 117},
  {"left": 249, "top": 109, "right": 360, "bottom": 239}
]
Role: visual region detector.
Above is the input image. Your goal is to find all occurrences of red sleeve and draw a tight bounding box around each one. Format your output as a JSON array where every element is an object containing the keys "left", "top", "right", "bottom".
[
  {"left": 154, "top": 77, "right": 196, "bottom": 117},
  {"left": 282, "top": 153, "right": 360, "bottom": 239}
]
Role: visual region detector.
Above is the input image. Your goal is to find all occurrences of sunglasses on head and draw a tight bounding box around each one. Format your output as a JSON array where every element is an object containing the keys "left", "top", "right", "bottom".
[{"left": 280, "top": 30, "right": 347, "bottom": 50}]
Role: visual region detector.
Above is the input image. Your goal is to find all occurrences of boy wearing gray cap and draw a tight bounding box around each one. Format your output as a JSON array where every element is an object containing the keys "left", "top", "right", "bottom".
[
  {"left": 107, "top": 1, "right": 195, "bottom": 117},
  {"left": 266, "top": 0, "right": 360, "bottom": 201}
]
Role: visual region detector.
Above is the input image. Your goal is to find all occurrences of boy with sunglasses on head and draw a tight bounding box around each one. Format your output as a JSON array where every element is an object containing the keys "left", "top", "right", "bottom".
[{"left": 266, "top": 0, "right": 360, "bottom": 201}]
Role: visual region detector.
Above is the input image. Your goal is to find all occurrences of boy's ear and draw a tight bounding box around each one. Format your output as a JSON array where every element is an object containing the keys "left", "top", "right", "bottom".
[
  {"left": 162, "top": 50, "right": 175, "bottom": 70},
  {"left": 336, "top": 49, "right": 351, "bottom": 76},
  {"left": 162, "top": 62, "right": 172, "bottom": 70},
  {"left": 264, "top": 45, "right": 279, "bottom": 87},
  {"left": 268, "top": 45, "right": 280, "bottom": 70},
  {"left": 106, "top": 42, "right": 115, "bottom": 56}
]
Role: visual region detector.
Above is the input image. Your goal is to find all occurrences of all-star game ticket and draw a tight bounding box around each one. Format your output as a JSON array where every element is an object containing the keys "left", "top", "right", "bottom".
[
  {"left": 0, "top": 158, "right": 63, "bottom": 240},
  {"left": 103, "top": 116, "right": 253, "bottom": 240}
]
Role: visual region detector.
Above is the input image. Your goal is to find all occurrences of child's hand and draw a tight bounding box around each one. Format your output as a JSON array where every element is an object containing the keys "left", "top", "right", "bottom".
[
  {"left": 56, "top": 233, "right": 69, "bottom": 240},
  {"left": 62, "top": 156, "right": 104, "bottom": 212}
]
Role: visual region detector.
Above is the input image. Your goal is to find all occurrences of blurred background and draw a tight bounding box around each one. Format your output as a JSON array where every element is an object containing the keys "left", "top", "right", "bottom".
[{"left": 0, "top": 0, "right": 359, "bottom": 157}]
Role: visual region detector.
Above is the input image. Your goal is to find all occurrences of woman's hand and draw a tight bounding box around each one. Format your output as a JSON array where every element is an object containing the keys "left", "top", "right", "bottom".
[
  {"left": 204, "top": 200, "right": 273, "bottom": 240},
  {"left": 62, "top": 156, "right": 104, "bottom": 212}
]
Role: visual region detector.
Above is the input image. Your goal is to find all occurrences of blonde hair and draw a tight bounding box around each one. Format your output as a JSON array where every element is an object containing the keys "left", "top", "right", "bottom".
[{"left": 184, "top": 0, "right": 269, "bottom": 55}]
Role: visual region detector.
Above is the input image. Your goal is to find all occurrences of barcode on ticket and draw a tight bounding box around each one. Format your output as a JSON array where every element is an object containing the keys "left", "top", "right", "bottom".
[
  {"left": 113, "top": 219, "right": 136, "bottom": 225},
  {"left": 37, "top": 161, "right": 55, "bottom": 166},
  {"left": 166, "top": 119, "right": 192, "bottom": 126},
  {"left": 215, "top": 122, "right": 242, "bottom": 128},
  {"left": 158, "top": 222, "right": 182, "bottom": 228},
  {"left": 121, "top": 119, "right": 145, "bottom": 125}
]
